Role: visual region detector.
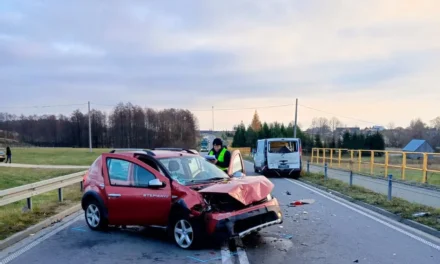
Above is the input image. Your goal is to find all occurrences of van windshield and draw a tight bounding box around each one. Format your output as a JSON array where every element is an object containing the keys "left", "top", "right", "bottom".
[{"left": 268, "top": 141, "right": 298, "bottom": 153}]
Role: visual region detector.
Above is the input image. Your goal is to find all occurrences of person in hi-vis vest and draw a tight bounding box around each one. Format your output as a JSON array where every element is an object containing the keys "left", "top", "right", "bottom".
[{"left": 208, "top": 138, "right": 231, "bottom": 172}]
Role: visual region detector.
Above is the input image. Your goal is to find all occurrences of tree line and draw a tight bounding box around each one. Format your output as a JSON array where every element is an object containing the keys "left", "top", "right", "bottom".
[
  {"left": 231, "top": 111, "right": 385, "bottom": 154},
  {"left": 231, "top": 111, "right": 314, "bottom": 152},
  {"left": 307, "top": 116, "right": 440, "bottom": 149},
  {"left": 0, "top": 102, "right": 199, "bottom": 149}
]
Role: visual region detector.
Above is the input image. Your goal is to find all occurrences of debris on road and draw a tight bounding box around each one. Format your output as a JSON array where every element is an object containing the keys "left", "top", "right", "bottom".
[
  {"left": 285, "top": 191, "right": 291, "bottom": 195},
  {"left": 412, "top": 212, "right": 430, "bottom": 217},
  {"left": 289, "top": 199, "right": 315, "bottom": 207},
  {"left": 353, "top": 260, "right": 359, "bottom": 263}
]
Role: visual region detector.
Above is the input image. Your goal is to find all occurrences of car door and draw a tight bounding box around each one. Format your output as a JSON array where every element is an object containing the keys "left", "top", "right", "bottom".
[
  {"left": 102, "top": 153, "right": 172, "bottom": 226},
  {"left": 228, "top": 150, "right": 246, "bottom": 177}
]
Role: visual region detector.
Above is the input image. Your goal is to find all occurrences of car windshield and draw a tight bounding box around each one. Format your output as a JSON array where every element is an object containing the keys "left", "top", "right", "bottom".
[{"left": 157, "top": 156, "right": 229, "bottom": 185}]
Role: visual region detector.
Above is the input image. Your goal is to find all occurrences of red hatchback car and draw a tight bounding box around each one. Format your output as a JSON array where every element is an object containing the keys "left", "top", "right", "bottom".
[{"left": 81, "top": 148, "right": 283, "bottom": 249}]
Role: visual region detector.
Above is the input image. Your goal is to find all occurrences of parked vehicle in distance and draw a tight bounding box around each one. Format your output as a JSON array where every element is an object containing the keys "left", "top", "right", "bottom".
[
  {"left": 200, "top": 138, "right": 209, "bottom": 152},
  {"left": 81, "top": 148, "right": 283, "bottom": 249},
  {"left": 253, "top": 138, "right": 302, "bottom": 179},
  {"left": 0, "top": 149, "right": 5, "bottom": 162}
]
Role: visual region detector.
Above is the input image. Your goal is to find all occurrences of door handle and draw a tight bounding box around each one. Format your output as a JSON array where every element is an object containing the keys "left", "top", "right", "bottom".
[{"left": 108, "top": 194, "right": 121, "bottom": 197}]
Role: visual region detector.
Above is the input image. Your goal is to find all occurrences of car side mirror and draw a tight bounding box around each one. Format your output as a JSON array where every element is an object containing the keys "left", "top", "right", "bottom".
[
  {"left": 149, "top": 178, "right": 165, "bottom": 188},
  {"left": 231, "top": 171, "right": 245, "bottom": 178}
]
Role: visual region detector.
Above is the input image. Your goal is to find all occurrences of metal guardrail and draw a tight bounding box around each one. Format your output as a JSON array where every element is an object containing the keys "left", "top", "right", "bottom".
[
  {"left": 310, "top": 148, "right": 440, "bottom": 184},
  {"left": 0, "top": 171, "right": 86, "bottom": 209}
]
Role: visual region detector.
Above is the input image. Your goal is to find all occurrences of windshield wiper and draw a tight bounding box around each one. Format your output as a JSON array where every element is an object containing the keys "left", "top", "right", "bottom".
[{"left": 188, "top": 177, "right": 228, "bottom": 183}]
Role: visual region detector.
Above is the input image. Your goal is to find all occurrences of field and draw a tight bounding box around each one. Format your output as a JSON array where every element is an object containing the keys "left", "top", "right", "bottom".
[
  {"left": 7, "top": 147, "right": 110, "bottom": 165},
  {"left": 0, "top": 167, "right": 85, "bottom": 189}
]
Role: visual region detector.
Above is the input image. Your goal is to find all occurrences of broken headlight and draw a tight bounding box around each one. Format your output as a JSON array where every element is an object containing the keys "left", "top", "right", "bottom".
[{"left": 266, "top": 194, "right": 273, "bottom": 201}]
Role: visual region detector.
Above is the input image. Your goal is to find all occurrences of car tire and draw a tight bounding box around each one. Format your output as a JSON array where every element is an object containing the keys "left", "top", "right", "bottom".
[
  {"left": 84, "top": 199, "right": 108, "bottom": 231},
  {"left": 170, "top": 217, "right": 202, "bottom": 249}
]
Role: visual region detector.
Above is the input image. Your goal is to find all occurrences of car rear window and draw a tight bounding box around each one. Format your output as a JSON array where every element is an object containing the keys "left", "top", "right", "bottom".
[{"left": 268, "top": 141, "right": 298, "bottom": 153}]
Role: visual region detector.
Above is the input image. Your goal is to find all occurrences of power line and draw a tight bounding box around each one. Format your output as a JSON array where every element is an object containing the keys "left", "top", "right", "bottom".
[
  {"left": 299, "top": 104, "right": 383, "bottom": 126},
  {"left": 92, "top": 102, "right": 295, "bottom": 112}
]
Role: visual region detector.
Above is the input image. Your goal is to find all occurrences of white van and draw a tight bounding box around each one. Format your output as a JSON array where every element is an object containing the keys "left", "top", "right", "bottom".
[{"left": 253, "top": 138, "right": 302, "bottom": 178}]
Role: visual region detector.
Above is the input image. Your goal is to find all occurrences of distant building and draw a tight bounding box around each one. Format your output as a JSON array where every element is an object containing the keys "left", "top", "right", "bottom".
[{"left": 402, "top": 139, "right": 434, "bottom": 159}]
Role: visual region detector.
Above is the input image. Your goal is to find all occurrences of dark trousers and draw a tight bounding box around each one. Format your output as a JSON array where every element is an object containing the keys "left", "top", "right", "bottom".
[{"left": 5, "top": 155, "right": 11, "bottom": 163}]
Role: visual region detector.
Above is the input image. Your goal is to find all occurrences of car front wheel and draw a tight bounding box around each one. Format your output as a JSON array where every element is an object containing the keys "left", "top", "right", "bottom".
[
  {"left": 85, "top": 201, "right": 107, "bottom": 230},
  {"left": 172, "top": 218, "right": 201, "bottom": 249}
]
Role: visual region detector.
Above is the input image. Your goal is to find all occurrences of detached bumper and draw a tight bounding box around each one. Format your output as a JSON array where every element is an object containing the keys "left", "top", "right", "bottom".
[{"left": 205, "top": 199, "right": 283, "bottom": 240}]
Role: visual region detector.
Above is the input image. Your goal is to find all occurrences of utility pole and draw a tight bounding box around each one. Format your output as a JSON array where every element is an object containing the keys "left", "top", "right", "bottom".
[
  {"left": 212, "top": 106, "right": 214, "bottom": 132},
  {"left": 88, "top": 101, "right": 92, "bottom": 152},
  {"left": 294, "top": 98, "right": 298, "bottom": 138}
]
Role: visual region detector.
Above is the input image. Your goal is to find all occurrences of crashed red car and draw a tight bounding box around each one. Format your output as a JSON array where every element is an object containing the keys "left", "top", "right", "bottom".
[{"left": 81, "top": 148, "right": 283, "bottom": 249}]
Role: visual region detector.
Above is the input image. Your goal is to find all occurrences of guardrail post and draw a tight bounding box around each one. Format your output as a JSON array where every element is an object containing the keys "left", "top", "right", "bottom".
[
  {"left": 58, "top": 188, "right": 63, "bottom": 202},
  {"left": 384, "top": 151, "right": 389, "bottom": 178},
  {"left": 387, "top": 174, "right": 392, "bottom": 201},
  {"left": 324, "top": 163, "right": 328, "bottom": 180},
  {"left": 401, "top": 152, "right": 406, "bottom": 180},
  {"left": 330, "top": 149, "right": 333, "bottom": 168},
  {"left": 349, "top": 170, "right": 353, "bottom": 187},
  {"left": 338, "top": 150, "right": 342, "bottom": 168},
  {"left": 80, "top": 181, "right": 84, "bottom": 192},
  {"left": 307, "top": 160, "right": 310, "bottom": 173},
  {"left": 422, "top": 153, "right": 428, "bottom": 183},
  {"left": 370, "top": 150, "right": 374, "bottom": 175},
  {"left": 27, "top": 197, "right": 32, "bottom": 210}
]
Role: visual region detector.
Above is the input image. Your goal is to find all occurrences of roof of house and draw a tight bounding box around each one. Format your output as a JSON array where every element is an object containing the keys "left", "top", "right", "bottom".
[{"left": 402, "top": 139, "right": 429, "bottom": 152}]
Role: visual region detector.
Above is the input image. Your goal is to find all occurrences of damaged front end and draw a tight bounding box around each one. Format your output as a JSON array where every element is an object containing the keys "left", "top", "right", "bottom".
[
  {"left": 170, "top": 176, "right": 283, "bottom": 242},
  {"left": 199, "top": 176, "right": 283, "bottom": 240}
]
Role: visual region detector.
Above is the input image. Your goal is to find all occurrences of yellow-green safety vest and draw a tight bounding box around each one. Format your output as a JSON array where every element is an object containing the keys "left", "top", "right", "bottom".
[{"left": 209, "top": 148, "right": 228, "bottom": 171}]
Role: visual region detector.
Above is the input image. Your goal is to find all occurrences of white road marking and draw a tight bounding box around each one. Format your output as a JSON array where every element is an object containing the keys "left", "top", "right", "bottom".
[
  {"left": 0, "top": 213, "right": 83, "bottom": 264},
  {"left": 284, "top": 178, "right": 440, "bottom": 251},
  {"left": 221, "top": 246, "right": 235, "bottom": 264},
  {"left": 236, "top": 246, "right": 250, "bottom": 264}
]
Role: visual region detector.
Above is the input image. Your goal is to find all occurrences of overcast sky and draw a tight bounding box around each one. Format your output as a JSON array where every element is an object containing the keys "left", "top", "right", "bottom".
[{"left": 1, "top": 0, "right": 439, "bottom": 130}]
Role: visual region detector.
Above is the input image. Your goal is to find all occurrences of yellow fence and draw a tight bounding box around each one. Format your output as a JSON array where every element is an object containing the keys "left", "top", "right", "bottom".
[
  {"left": 228, "top": 147, "right": 251, "bottom": 155},
  {"left": 310, "top": 148, "right": 440, "bottom": 185}
]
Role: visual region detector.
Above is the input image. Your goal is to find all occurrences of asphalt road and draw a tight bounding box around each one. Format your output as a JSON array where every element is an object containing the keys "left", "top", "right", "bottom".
[
  {"left": 308, "top": 164, "right": 440, "bottom": 208},
  {"left": 1, "top": 159, "right": 440, "bottom": 264}
]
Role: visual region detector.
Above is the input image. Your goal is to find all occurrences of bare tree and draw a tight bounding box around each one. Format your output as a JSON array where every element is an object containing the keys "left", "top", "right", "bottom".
[{"left": 0, "top": 102, "right": 199, "bottom": 148}]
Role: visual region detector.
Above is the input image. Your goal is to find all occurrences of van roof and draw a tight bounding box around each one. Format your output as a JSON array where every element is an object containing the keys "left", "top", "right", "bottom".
[{"left": 266, "top": 138, "right": 299, "bottom": 141}]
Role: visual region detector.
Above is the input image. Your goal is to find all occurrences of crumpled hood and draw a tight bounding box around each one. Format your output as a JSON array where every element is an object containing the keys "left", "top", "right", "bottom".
[{"left": 198, "top": 176, "right": 274, "bottom": 206}]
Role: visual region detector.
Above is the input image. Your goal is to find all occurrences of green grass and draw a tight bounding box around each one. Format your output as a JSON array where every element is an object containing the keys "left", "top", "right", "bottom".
[
  {"left": 301, "top": 172, "right": 440, "bottom": 231},
  {"left": 7, "top": 148, "right": 110, "bottom": 165},
  {"left": 0, "top": 167, "right": 85, "bottom": 190},
  {"left": 0, "top": 184, "right": 82, "bottom": 240}
]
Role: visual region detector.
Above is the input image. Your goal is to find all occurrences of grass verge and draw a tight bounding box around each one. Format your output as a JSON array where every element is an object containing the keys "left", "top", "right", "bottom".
[
  {"left": 0, "top": 168, "right": 85, "bottom": 189},
  {"left": 0, "top": 184, "right": 82, "bottom": 240},
  {"left": 6, "top": 147, "right": 110, "bottom": 165},
  {"left": 301, "top": 172, "right": 440, "bottom": 231}
]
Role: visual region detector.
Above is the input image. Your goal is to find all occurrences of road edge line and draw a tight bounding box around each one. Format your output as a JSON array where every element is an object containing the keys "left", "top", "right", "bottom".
[
  {"left": 284, "top": 178, "right": 440, "bottom": 251},
  {"left": 298, "top": 178, "right": 440, "bottom": 239},
  {"left": 0, "top": 204, "right": 82, "bottom": 251}
]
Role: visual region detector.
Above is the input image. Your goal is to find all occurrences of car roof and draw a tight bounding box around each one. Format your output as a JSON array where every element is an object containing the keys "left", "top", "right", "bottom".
[{"left": 107, "top": 149, "right": 197, "bottom": 159}]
